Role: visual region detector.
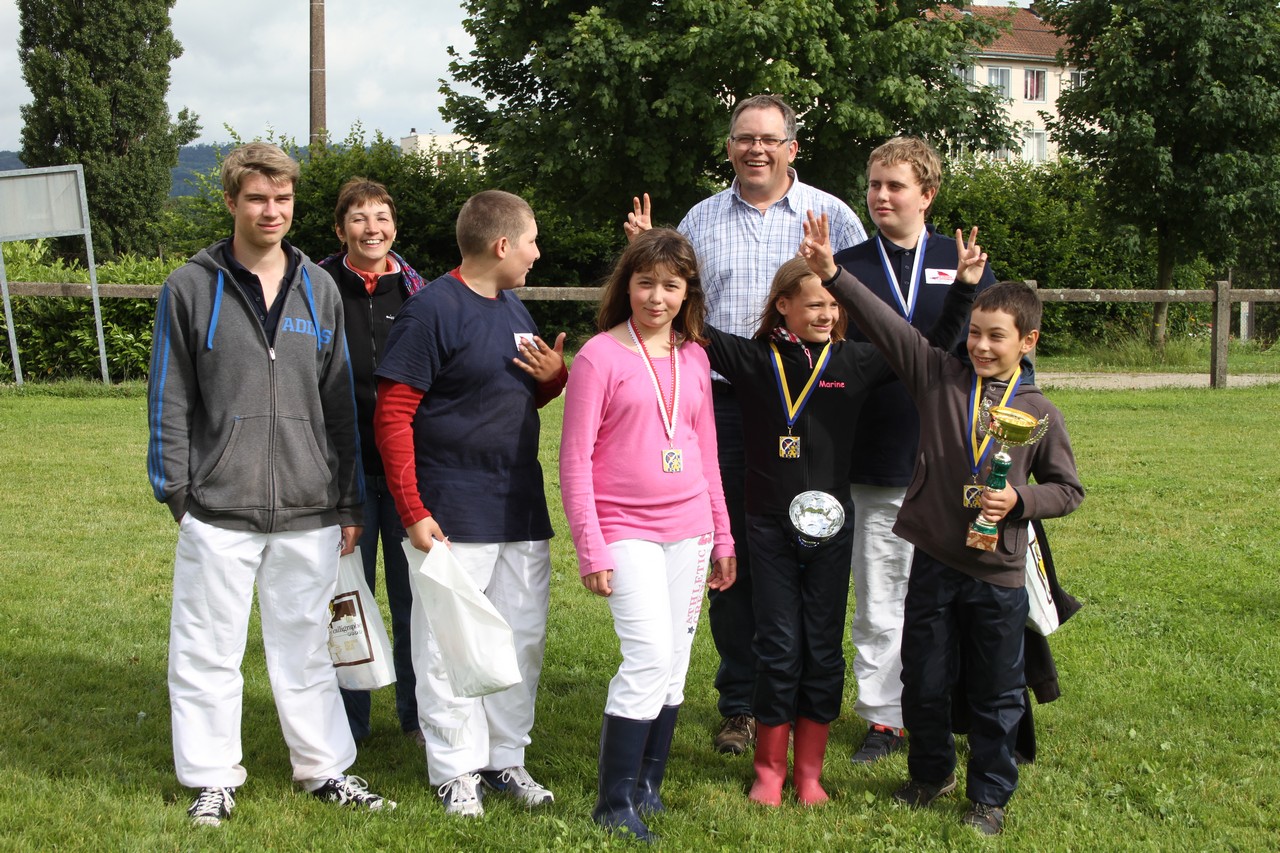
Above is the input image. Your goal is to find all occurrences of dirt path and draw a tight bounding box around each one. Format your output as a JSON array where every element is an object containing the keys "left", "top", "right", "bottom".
[{"left": 1037, "top": 372, "right": 1280, "bottom": 390}]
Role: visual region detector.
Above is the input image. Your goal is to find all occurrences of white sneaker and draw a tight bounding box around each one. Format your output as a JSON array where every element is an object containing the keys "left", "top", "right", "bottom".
[
  {"left": 187, "top": 786, "right": 235, "bottom": 827},
  {"left": 480, "top": 765, "right": 555, "bottom": 807},
  {"left": 438, "top": 772, "right": 484, "bottom": 817}
]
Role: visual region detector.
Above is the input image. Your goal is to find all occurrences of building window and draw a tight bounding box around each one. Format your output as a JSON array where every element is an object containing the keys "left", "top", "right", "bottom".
[
  {"left": 1024, "top": 68, "right": 1047, "bottom": 102},
  {"left": 1022, "top": 129, "right": 1048, "bottom": 163},
  {"left": 988, "top": 67, "right": 1012, "bottom": 99},
  {"left": 954, "top": 65, "right": 976, "bottom": 86},
  {"left": 1069, "top": 68, "right": 1090, "bottom": 88}
]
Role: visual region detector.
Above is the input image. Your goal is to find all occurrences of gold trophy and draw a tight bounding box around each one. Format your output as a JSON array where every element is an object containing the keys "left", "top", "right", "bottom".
[{"left": 966, "top": 403, "right": 1050, "bottom": 551}]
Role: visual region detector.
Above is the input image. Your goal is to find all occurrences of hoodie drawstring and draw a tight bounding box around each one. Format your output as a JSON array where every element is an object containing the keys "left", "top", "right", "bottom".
[
  {"left": 302, "top": 268, "right": 322, "bottom": 351},
  {"left": 206, "top": 270, "right": 225, "bottom": 351}
]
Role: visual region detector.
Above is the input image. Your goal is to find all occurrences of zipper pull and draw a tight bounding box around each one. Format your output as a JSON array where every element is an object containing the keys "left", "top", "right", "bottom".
[{"left": 269, "top": 346, "right": 276, "bottom": 361}]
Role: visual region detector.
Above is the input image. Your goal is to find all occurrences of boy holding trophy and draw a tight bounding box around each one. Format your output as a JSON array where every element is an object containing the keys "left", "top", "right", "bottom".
[{"left": 799, "top": 214, "right": 1084, "bottom": 836}]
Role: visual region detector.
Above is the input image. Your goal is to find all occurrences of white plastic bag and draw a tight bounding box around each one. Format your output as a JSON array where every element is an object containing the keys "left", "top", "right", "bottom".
[
  {"left": 1025, "top": 523, "right": 1060, "bottom": 636},
  {"left": 404, "top": 540, "right": 522, "bottom": 698},
  {"left": 327, "top": 547, "right": 396, "bottom": 690}
]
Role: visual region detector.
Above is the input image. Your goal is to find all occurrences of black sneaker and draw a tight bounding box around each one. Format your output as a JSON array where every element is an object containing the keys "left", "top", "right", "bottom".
[
  {"left": 713, "top": 714, "right": 756, "bottom": 755},
  {"left": 187, "top": 786, "right": 236, "bottom": 827},
  {"left": 963, "top": 801, "right": 1006, "bottom": 835},
  {"left": 851, "top": 724, "right": 906, "bottom": 764},
  {"left": 892, "top": 773, "right": 957, "bottom": 808},
  {"left": 312, "top": 775, "right": 396, "bottom": 810}
]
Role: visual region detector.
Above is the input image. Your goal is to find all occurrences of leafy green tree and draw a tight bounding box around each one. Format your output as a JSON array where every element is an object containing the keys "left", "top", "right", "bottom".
[
  {"left": 935, "top": 157, "right": 1211, "bottom": 351},
  {"left": 17, "top": 0, "right": 199, "bottom": 258},
  {"left": 442, "top": 0, "right": 1017, "bottom": 220},
  {"left": 163, "top": 127, "right": 617, "bottom": 320},
  {"left": 1043, "top": 0, "right": 1280, "bottom": 345}
]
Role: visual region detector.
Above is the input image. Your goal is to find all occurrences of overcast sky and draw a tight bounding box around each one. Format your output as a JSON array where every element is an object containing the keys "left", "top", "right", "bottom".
[{"left": 0, "top": 0, "right": 475, "bottom": 152}]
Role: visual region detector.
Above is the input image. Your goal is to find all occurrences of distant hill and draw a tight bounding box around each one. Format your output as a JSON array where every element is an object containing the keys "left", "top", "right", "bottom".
[
  {"left": 171, "top": 143, "right": 222, "bottom": 196},
  {"left": 0, "top": 145, "right": 229, "bottom": 197}
]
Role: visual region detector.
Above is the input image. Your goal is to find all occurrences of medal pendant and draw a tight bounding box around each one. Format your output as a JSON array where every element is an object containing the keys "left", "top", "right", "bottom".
[
  {"left": 662, "top": 448, "right": 684, "bottom": 473},
  {"left": 963, "top": 483, "right": 983, "bottom": 508},
  {"left": 779, "top": 435, "right": 800, "bottom": 459}
]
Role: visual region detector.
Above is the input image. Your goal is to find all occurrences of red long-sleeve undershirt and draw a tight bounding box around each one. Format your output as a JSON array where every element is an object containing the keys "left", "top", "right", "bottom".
[{"left": 374, "top": 365, "right": 567, "bottom": 530}]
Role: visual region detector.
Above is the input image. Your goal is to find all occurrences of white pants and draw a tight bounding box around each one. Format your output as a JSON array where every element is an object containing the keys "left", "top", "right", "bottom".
[
  {"left": 849, "top": 484, "right": 913, "bottom": 730},
  {"left": 169, "top": 515, "right": 356, "bottom": 789},
  {"left": 411, "top": 540, "right": 550, "bottom": 786},
  {"left": 604, "top": 534, "right": 712, "bottom": 720}
]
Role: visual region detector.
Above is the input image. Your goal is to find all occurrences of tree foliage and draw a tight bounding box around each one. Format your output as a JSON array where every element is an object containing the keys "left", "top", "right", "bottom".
[
  {"left": 159, "top": 127, "right": 617, "bottom": 340},
  {"left": 1043, "top": 0, "right": 1280, "bottom": 301},
  {"left": 17, "top": 0, "right": 199, "bottom": 258},
  {"left": 442, "top": 0, "right": 1018, "bottom": 220},
  {"left": 934, "top": 157, "right": 1213, "bottom": 351}
]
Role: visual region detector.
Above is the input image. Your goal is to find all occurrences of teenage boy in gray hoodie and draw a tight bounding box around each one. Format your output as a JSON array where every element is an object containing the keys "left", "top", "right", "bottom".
[{"left": 147, "top": 142, "right": 393, "bottom": 827}]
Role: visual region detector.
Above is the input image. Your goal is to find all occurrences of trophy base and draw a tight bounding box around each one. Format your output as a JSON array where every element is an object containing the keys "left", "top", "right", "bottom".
[{"left": 966, "top": 528, "right": 998, "bottom": 551}]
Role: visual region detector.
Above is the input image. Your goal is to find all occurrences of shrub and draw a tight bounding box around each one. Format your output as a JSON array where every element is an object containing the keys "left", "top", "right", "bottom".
[
  {"left": 0, "top": 241, "right": 177, "bottom": 382},
  {"left": 934, "top": 157, "right": 1216, "bottom": 353}
]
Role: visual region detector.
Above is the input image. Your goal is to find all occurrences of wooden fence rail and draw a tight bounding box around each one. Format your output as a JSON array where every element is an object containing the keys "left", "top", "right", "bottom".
[{"left": 6, "top": 280, "right": 1280, "bottom": 388}]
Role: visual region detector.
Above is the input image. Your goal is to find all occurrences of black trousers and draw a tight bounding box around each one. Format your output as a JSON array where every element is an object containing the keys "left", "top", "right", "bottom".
[
  {"left": 707, "top": 385, "right": 755, "bottom": 716},
  {"left": 901, "top": 550, "right": 1028, "bottom": 807},
  {"left": 747, "top": 511, "right": 853, "bottom": 726}
]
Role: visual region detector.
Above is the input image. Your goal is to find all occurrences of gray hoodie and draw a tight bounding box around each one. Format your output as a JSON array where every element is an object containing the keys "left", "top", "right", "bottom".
[{"left": 147, "top": 239, "right": 363, "bottom": 532}]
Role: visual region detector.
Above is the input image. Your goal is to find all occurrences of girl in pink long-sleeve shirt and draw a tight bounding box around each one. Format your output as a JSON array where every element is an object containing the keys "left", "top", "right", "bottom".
[{"left": 560, "top": 229, "right": 736, "bottom": 842}]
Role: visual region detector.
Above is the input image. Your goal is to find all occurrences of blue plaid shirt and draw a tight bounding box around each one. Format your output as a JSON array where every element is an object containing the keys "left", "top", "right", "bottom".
[{"left": 679, "top": 170, "right": 867, "bottom": 369}]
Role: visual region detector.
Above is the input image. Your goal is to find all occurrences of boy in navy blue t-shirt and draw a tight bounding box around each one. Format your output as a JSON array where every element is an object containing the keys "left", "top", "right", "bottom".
[{"left": 374, "top": 190, "right": 568, "bottom": 818}]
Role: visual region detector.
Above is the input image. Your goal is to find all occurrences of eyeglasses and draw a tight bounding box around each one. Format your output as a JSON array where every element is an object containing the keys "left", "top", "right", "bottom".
[{"left": 729, "top": 135, "right": 792, "bottom": 151}]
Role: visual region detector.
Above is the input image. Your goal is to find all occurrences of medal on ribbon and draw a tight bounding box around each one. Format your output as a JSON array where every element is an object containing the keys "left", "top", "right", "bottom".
[
  {"left": 876, "top": 228, "right": 928, "bottom": 323},
  {"left": 770, "top": 340, "right": 832, "bottom": 459},
  {"left": 628, "top": 319, "right": 682, "bottom": 473}
]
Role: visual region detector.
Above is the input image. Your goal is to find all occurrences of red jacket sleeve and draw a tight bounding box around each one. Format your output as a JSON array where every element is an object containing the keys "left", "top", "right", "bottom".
[
  {"left": 373, "top": 378, "right": 431, "bottom": 528},
  {"left": 535, "top": 363, "right": 569, "bottom": 409}
]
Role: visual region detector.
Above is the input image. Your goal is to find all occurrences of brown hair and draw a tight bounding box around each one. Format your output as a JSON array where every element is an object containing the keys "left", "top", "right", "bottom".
[
  {"left": 597, "top": 229, "right": 708, "bottom": 344},
  {"left": 973, "top": 281, "right": 1042, "bottom": 337},
  {"left": 867, "top": 136, "right": 943, "bottom": 211},
  {"left": 456, "top": 190, "right": 534, "bottom": 258},
  {"left": 729, "top": 94, "right": 797, "bottom": 141},
  {"left": 221, "top": 142, "right": 300, "bottom": 199},
  {"left": 753, "top": 257, "right": 848, "bottom": 342},
  {"left": 333, "top": 178, "right": 397, "bottom": 229}
]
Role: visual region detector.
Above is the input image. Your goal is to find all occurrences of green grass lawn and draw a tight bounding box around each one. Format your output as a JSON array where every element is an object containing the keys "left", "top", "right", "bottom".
[
  {"left": 1037, "top": 336, "right": 1280, "bottom": 374},
  {"left": 0, "top": 382, "right": 1277, "bottom": 851}
]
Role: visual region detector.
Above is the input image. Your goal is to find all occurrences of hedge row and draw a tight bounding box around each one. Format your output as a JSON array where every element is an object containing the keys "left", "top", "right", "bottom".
[{"left": 4, "top": 143, "right": 1269, "bottom": 382}]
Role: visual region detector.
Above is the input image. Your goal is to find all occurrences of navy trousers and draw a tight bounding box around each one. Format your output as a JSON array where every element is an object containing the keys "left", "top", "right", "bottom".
[
  {"left": 707, "top": 385, "right": 755, "bottom": 717},
  {"left": 747, "top": 510, "right": 853, "bottom": 726},
  {"left": 900, "top": 549, "right": 1028, "bottom": 807},
  {"left": 340, "top": 475, "right": 419, "bottom": 739}
]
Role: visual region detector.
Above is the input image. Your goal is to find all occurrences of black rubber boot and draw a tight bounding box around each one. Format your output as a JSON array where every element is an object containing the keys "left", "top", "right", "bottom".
[
  {"left": 635, "top": 704, "right": 680, "bottom": 814},
  {"left": 592, "top": 714, "right": 656, "bottom": 843}
]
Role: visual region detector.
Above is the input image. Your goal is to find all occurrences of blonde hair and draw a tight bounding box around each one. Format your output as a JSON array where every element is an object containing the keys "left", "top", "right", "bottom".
[
  {"left": 455, "top": 190, "right": 535, "bottom": 258},
  {"left": 753, "top": 257, "right": 847, "bottom": 342},
  {"left": 866, "top": 136, "right": 943, "bottom": 201},
  {"left": 221, "top": 142, "right": 300, "bottom": 199}
]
